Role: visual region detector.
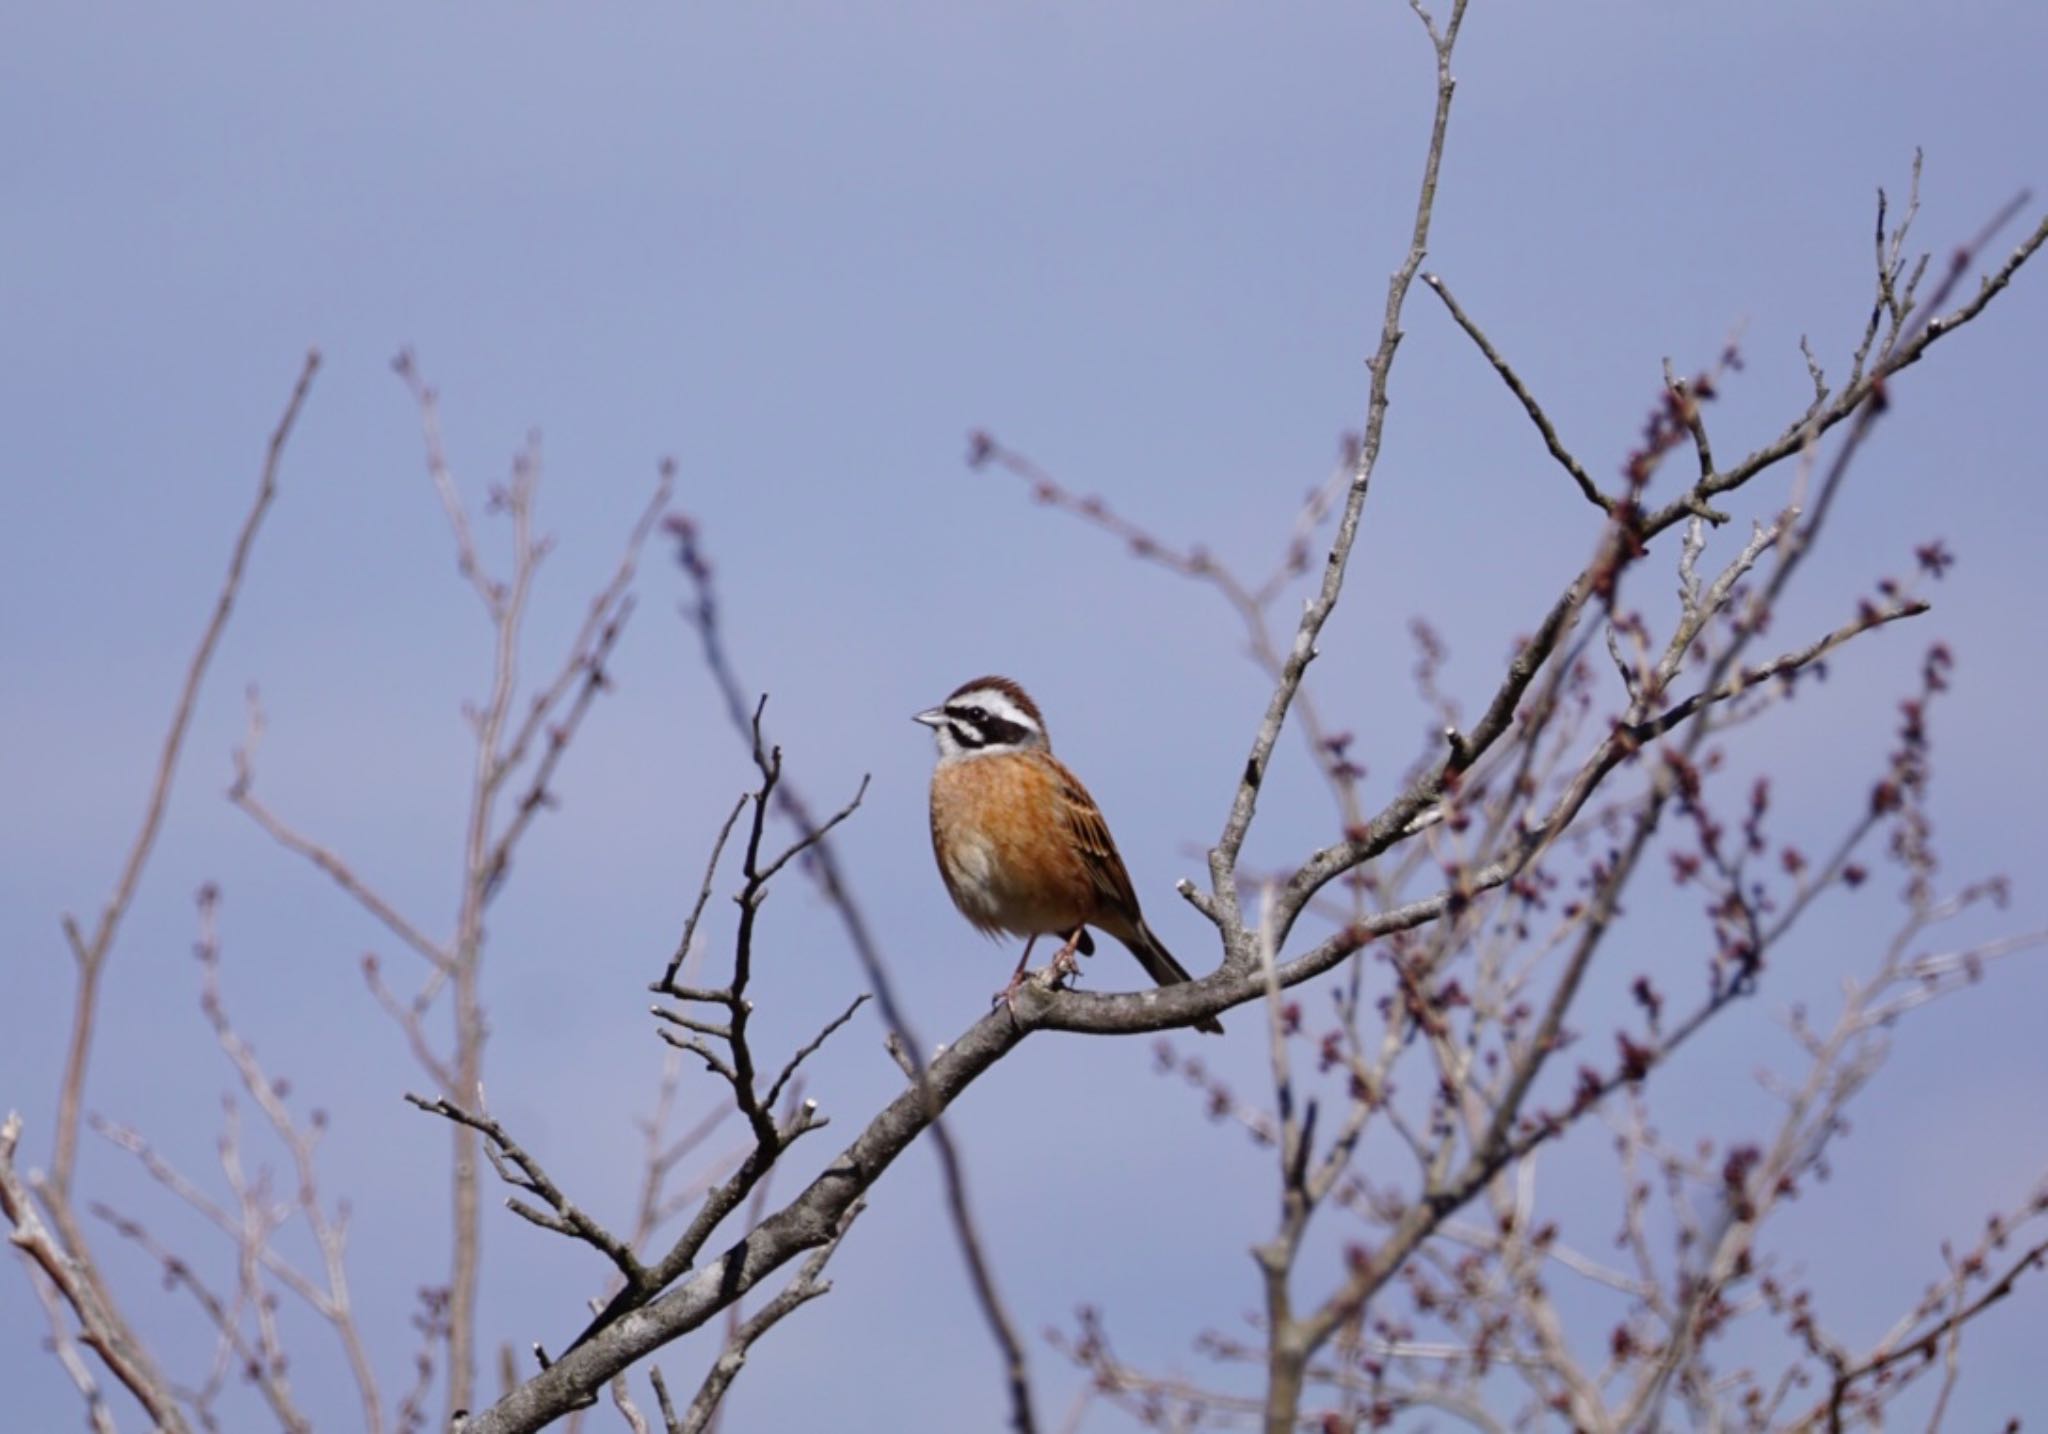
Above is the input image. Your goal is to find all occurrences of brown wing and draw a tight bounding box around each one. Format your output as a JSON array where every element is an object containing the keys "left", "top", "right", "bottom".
[{"left": 1047, "top": 754, "right": 1144, "bottom": 928}]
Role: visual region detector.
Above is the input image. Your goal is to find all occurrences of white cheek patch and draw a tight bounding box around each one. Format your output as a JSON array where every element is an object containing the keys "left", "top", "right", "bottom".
[{"left": 932, "top": 723, "right": 1008, "bottom": 766}]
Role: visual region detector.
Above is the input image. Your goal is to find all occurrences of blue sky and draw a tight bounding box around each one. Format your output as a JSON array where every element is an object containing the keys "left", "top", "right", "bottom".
[{"left": 4, "top": 2, "right": 2045, "bottom": 1428}]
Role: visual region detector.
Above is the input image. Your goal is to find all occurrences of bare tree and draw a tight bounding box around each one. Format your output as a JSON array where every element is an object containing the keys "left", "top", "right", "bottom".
[{"left": 8, "top": 4, "right": 2046, "bottom": 1432}]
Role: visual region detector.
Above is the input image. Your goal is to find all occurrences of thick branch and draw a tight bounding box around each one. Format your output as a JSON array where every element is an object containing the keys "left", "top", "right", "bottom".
[{"left": 459, "top": 1010, "right": 1026, "bottom": 1432}]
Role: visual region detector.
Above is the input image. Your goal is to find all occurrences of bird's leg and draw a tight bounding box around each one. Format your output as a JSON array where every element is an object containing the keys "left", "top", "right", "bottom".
[
  {"left": 994, "top": 935, "right": 1040, "bottom": 1010},
  {"left": 1045, "top": 927, "right": 1086, "bottom": 988}
]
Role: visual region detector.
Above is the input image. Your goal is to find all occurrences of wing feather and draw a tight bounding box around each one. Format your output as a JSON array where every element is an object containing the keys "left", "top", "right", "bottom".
[{"left": 1049, "top": 757, "right": 1142, "bottom": 922}]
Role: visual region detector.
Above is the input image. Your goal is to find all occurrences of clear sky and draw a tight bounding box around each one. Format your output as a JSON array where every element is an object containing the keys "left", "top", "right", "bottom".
[{"left": 4, "top": 2, "right": 2045, "bottom": 1429}]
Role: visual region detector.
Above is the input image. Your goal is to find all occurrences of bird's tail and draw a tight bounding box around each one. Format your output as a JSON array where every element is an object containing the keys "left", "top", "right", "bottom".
[{"left": 1121, "top": 921, "right": 1224, "bottom": 1035}]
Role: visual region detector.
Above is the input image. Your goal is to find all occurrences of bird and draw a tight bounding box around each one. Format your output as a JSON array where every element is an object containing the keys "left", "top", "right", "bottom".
[{"left": 914, "top": 675, "right": 1223, "bottom": 1034}]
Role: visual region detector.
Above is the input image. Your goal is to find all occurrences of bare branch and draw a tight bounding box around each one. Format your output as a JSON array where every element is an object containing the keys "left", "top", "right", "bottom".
[
  {"left": 649, "top": 1367, "right": 680, "bottom": 1433},
  {"left": 189, "top": 885, "right": 385, "bottom": 1433},
  {"left": 269, "top": 355, "right": 671, "bottom": 1417},
  {"left": 1208, "top": 0, "right": 1471, "bottom": 968},
  {"left": 970, "top": 437, "right": 1375, "bottom": 843},
  {"left": 1813, "top": 1233, "right": 2048, "bottom": 1429},
  {"left": 1423, "top": 272, "right": 1609, "bottom": 513},
  {"left": 671, "top": 1205, "right": 862, "bottom": 1434},
  {"left": 483, "top": 594, "right": 641, "bottom": 898},
  {"left": 24, "top": 1262, "right": 119, "bottom": 1434},
  {"left": 363, "top": 953, "right": 457, "bottom": 1094},
  {"left": 88, "top": 1192, "right": 313, "bottom": 1434},
  {"left": 10, "top": 353, "right": 317, "bottom": 1434},
  {"left": 765, "top": 994, "right": 872, "bottom": 1113},
  {"left": 1629, "top": 599, "right": 1926, "bottom": 744},
  {"left": 658, "top": 795, "right": 748, "bottom": 992},
  {"left": 53, "top": 348, "right": 320, "bottom": 1195},
  {"left": 4, "top": 1115, "right": 192, "bottom": 1431},
  {"left": 231, "top": 687, "right": 453, "bottom": 974},
  {"left": 405, "top": 1095, "right": 646, "bottom": 1287},
  {"left": 753, "top": 774, "right": 871, "bottom": 889},
  {"left": 1640, "top": 201, "right": 2045, "bottom": 545},
  {"left": 609, "top": 1372, "right": 653, "bottom": 1434},
  {"left": 393, "top": 348, "right": 502, "bottom": 613},
  {"left": 90, "top": 1113, "right": 329, "bottom": 1317},
  {"left": 496, "top": 461, "right": 674, "bottom": 787},
  {"left": 665, "top": 515, "right": 1041, "bottom": 1432}
]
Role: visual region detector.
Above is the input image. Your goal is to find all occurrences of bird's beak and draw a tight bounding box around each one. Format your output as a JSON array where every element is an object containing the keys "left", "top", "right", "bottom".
[{"left": 912, "top": 707, "right": 946, "bottom": 728}]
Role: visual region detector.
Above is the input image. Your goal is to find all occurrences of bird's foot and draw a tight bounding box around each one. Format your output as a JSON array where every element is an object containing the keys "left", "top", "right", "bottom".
[
  {"left": 991, "top": 931, "right": 1088, "bottom": 1015},
  {"left": 992, "top": 964, "right": 1033, "bottom": 1015},
  {"left": 1044, "top": 937, "right": 1085, "bottom": 989}
]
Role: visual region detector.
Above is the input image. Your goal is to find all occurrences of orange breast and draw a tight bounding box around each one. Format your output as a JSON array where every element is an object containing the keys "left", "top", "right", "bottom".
[{"left": 929, "top": 754, "right": 1098, "bottom": 938}]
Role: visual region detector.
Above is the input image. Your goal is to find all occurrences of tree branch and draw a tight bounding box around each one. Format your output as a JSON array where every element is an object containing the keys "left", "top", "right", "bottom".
[
  {"left": 665, "top": 513, "right": 1041, "bottom": 1432},
  {"left": 53, "top": 348, "right": 320, "bottom": 1194},
  {"left": 1422, "top": 272, "right": 1609, "bottom": 513},
  {"left": 1210, "top": 0, "right": 1471, "bottom": 955},
  {"left": 2, "top": 1115, "right": 191, "bottom": 1431},
  {"left": 670, "top": 1204, "right": 863, "bottom": 1434},
  {"left": 405, "top": 1095, "right": 646, "bottom": 1288}
]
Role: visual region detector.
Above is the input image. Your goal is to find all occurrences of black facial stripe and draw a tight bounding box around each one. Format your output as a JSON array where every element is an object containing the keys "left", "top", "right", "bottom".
[
  {"left": 983, "top": 716, "right": 1033, "bottom": 747},
  {"left": 944, "top": 704, "right": 1033, "bottom": 750}
]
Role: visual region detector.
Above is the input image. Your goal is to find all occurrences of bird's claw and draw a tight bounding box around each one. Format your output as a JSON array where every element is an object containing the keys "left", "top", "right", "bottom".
[
  {"left": 1045, "top": 943, "right": 1083, "bottom": 987},
  {"left": 992, "top": 966, "right": 1032, "bottom": 1015},
  {"left": 990, "top": 932, "right": 1088, "bottom": 1015}
]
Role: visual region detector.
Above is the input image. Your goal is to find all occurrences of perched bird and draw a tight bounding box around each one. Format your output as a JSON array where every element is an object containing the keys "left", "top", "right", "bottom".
[{"left": 915, "top": 675, "right": 1223, "bottom": 1034}]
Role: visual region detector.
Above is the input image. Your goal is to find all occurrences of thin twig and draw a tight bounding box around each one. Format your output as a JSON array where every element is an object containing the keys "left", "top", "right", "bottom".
[
  {"left": 53, "top": 348, "right": 321, "bottom": 1193},
  {"left": 232, "top": 688, "right": 453, "bottom": 972},
  {"left": 193, "top": 885, "right": 385, "bottom": 1432},
  {"left": 24, "top": 1263, "right": 119, "bottom": 1434},
  {"left": 405, "top": 1095, "right": 646, "bottom": 1286},
  {"left": 1422, "top": 273, "right": 1609, "bottom": 512}
]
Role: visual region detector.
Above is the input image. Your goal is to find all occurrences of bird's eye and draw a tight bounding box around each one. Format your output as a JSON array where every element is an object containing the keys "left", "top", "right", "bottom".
[{"left": 966, "top": 706, "right": 987, "bottom": 723}]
